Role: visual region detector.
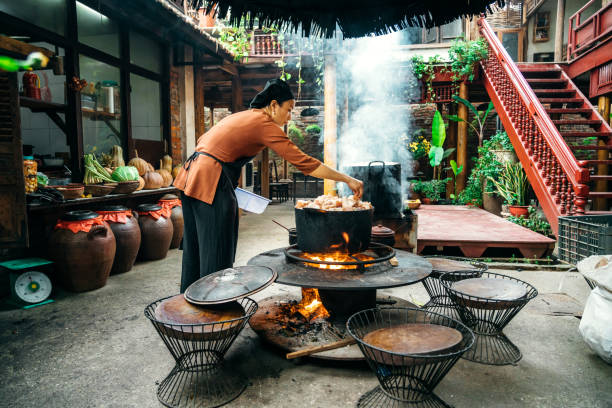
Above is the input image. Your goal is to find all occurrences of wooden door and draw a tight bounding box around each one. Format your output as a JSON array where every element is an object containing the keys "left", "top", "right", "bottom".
[
  {"left": 496, "top": 29, "right": 525, "bottom": 62},
  {"left": 0, "top": 72, "right": 27, "bottom": 249}
]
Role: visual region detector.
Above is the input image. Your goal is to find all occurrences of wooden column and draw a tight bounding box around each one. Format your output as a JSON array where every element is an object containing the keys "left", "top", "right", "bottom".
[
  {"left": 595, "top": 95, "right": 611, "bottom": 210},
  {"left": 456, "top": 82, "right": 468, "bottom": 192},
  {"left": 554, "top": 0, "right": 565, "bottom": 61},
  {"left": 261, "top": 148, "right": 270, "bottom": 198},
  {"left": 194, "top": 67, "right": 205, "bottom": 140},
  {"left": 446, "top": 103, "right": 458, "bottom": 197},
  {"left": 324, "top": 54, "right": 337, "bottom": 195},
  {"left": 231, "top": 73, "right": 243, "bottom": 113}
]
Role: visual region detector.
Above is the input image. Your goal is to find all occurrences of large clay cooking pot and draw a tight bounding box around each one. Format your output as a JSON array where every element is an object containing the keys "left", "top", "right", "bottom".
[
  {"left": 136, "top": 203, "right": 173, "bottom": 261},
  {"left": 97, "top": 205, "right": 141, "bottom": 274},
  {"left": 158, "top": 194, "right": 183, "bottom": 249},
  {"left": 49, "top": 210, "right": 116, "bottom": 292}
]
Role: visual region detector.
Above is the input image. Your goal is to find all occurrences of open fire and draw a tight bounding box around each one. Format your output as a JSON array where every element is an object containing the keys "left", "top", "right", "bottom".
[
  {"left": 291, "top": 288, "right": 330, "bottom": 321},
  {"left": 300, "top": 252, "right": 375, "bottom": 270}
]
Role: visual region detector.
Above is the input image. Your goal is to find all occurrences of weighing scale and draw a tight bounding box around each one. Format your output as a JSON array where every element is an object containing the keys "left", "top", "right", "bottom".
[{"left": 0, "top": 258, "right": 54, "bottom": 308}]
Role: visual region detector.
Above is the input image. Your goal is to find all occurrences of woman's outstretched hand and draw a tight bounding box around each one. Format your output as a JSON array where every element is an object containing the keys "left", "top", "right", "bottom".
[{"left": 347, "top": 177, "right": 364, "bottom": 200}]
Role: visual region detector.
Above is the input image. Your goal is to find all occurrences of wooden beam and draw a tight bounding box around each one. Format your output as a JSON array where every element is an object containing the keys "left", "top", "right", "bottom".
[
  {"left": 231, "top": 74, "right": 243, "bottom": 113},
  {"left": 204, "top": 80, "right": 232, "bottom": 87},
  {"left": 323, "top": 54, "right": 337, "bottom": 196},
  {"left": 456, "top": 81, "right": 469, "bottom": 192},
  {"left": 554, "top": 0, "right": 565, "bottom": 61},
  {"left": 195, "top": 67, "right": 206, "bottom": 139},
  {"left": 595, "top": 95, "right": 611, "bottom": 210},
  {"left": 219, "top": 62, "right": 238, "bottom": 76},
  {"left": 446, "top": 102, "right": 458, "bottom": 197},
  {"left": 261, "top": 148, "right": 270, "bottom": 198},
  {"left": 0, "top": 35, "right": 54, "bottom": 59}
]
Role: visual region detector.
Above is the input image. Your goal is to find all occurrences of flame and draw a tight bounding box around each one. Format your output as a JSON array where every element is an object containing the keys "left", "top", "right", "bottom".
[
  {"left": 301, "top": 252, "right": 375, "bottom": 270},
  {"left": 292, "top": 288, "right": 330, "bottom": 321},
  {"left": 342, "top": 232, "right": 350, "bottom": 244}
]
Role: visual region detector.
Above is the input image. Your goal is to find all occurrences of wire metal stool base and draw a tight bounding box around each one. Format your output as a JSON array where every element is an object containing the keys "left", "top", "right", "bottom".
[
  {"left": 357, "top": 386, "right": 451, "bottom": 408},
  {"left": 461, "top": 331, "right": 522, "bottom": 366},
  {"left": 422, "top": 298, "right": 461, "bottom": 322},
  {"left": 157, "top": 357, "right": 247, "bottom": 408}
]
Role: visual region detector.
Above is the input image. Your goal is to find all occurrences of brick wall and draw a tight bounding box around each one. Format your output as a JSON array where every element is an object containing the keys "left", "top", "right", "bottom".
[{"left": 169, "top": 69, "right": 182, "bottom": 165}]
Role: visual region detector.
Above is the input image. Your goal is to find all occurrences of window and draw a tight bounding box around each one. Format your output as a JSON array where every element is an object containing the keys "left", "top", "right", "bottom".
[
  {"left": 130, "top": 30, "right": 162, "bottom": 73},
  {"left": 76, "top": 1, "right": 119, "bottom": 57},
  {"left": 79, "top": 55, "right": 122, "bottom": 155},
  {"left": 0, "top": 0, "right": 66, "bottom": 35},
  {"left": 130, "top": 74, "right": 162, "bottom": 141},
  {"left": 422, "top": 18, "right": 463, "bottom": 44}
]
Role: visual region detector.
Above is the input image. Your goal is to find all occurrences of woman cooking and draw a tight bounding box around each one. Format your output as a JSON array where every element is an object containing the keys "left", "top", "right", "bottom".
[{"left": 173, "top": 79, "right": 364, "bottom": 292}]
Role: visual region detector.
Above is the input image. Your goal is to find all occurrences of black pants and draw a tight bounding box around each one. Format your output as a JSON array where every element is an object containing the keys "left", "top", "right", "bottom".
[{"left": 180, "top": 180, "right": 239, "bottom": 292}]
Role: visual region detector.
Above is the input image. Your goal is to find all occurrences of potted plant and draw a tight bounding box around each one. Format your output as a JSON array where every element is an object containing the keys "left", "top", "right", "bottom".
[
  {"left": 487, "top": 130, "right": 517, "bottom": 164},
  {"left": 407, "top": 129, "right": 431, "bottom": 174},
  {"left": 488, "top": 162, "right": 530, "bottom": 217},
  {"left": 507, "top": 207, "right": 552, "bottom": 236},
  {"left": 413, "top": 178, "right": 451, "bottom": 204}
]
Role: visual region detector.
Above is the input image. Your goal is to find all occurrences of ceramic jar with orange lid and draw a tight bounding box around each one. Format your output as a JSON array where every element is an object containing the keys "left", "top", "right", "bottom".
[
  {"left": 49, "top": 210, "right": 116, "bottom": 292},
  {"left": 158, "top": 194, "right": 183, "bottom": 249},
  {"left": 97, "top": 205, "right": 141, "bottom": 274},
  {"left": 136, "top": 203, "right": 173, "bottom": 261}
]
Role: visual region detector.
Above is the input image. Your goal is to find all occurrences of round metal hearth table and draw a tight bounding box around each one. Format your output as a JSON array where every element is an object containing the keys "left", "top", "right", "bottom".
[
  {"left": 441, "top": 271, "right": 538, "bottom": 366},
  {"left": 249, "top": 295, "right": 417, "bottom": 361},
  {"left": 422, "top": 256, "right": 487, "bottom": 320},
  {"left": 247, "top": 247, "right": 431, "bottom": 290},
  {"left": 145, "top": 296, "right": 258, "bottom": 408}
]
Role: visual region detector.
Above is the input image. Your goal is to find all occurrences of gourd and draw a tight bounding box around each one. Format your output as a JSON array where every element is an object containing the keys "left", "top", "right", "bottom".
[
  {"left": 172, "top": 165, "right": 181, "bottom": 179},
  {"left": 136, "top": 176, "right": 145, "bottom": 191},
  {"left": 142, "top": 171, "right": 163, "bottom": 189},
  {"left": 161, "top": 155, "right": 173, "bottom": 173},
  {"left": 156, "top": 160, "right": 173, "bottom": 187},
  {"left": 111, "top": 145, "right": 125, "bottom": 167},
  {"left": 128, "top": 150, "right": 149, "bottom": 176}
]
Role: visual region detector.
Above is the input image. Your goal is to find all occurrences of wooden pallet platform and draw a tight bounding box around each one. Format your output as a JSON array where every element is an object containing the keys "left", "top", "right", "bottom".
[{"left": 415, "top": 205, "right": 556, "bottom": 258}]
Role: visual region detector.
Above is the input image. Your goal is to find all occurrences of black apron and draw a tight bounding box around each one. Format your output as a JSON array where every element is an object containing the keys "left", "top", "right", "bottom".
[{"left": 179, "top": 152, "right": 255, "bottom": 292}]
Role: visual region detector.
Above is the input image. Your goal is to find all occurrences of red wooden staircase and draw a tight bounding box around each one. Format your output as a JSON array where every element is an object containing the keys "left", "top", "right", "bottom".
[{"left": 477, "top": 17, "right": 612, "bottom": 235}]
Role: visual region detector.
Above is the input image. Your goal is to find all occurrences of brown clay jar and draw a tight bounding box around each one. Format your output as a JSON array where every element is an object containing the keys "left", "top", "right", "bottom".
[
  {"left": 159, "top": 194, "right": 183, "bottom": 249},
  {"left": 49, "top": 210, "right": 116, "bottom": 292},
  {"left": 97, "top": 205, "right": 141, "bottom": 274},
  {"left": 136, "top": 203, "right": 173, "bottom": 261}
]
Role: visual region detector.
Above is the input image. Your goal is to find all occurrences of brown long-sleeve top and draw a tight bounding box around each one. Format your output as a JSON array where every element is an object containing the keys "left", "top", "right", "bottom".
[{"left": 173, "top": 109, "right": 322, "bottom": 204}]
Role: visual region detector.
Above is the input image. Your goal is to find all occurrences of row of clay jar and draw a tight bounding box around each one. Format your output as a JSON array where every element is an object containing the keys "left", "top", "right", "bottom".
[{"left": 48, "top": 194, "right": 183, "bottom": 293}]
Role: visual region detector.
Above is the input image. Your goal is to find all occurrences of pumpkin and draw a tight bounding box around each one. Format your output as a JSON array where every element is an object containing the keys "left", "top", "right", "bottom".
[
  {"left": 172, "top": 165, "right": 182, "bottom": 179},
  {"left": 156, "top": 162, "right": 173, "bottom": 187},
  {"left": 128, "top": 150, "right": 149, "bottom": 176},
  {"left": 136, "top": 176, "right": 145, "bottom": 191},
  {"left": 161, "top": 155, "right": 173, "bottom": 173},
  {"left": 142, "top": 171, "right": 163, "bottom": 189}
]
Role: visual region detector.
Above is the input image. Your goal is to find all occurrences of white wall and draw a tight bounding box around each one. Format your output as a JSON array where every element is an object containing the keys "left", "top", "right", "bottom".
[{"left": 526, "top": 0, "right": 604, "bottom": 62}]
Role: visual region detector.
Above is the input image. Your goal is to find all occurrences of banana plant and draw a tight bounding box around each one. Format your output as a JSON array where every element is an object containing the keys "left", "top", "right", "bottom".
[
  {"left": 447, "top": 96, "right": 495, "bottom": 147},
  {"left": 429, "top": 109, "right": 456, "bottom": 180},
  {"left": 0, "top": 52, "right": 49, "bottom": 72},
  {"left": 449, "top": 159, "right": 464, "bottom": 200}
]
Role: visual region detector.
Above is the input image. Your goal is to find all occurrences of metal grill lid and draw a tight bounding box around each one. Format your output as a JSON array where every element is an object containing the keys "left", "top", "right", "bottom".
[
  {"left": 184, "top": 265, "right": 277, "bottom": 305},
  {"left": 371, "top": 224, "right": 394, "bottom": 238}
]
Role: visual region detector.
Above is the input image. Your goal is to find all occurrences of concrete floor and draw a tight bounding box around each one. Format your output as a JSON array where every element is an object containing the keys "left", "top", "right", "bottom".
[{"left": 1, "top": 200, "right": 611, "bottom": 408}]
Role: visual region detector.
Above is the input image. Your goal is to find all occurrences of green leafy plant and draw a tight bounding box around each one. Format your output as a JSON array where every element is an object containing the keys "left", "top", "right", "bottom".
[
  {"left": 287, "top": 123, "right": 304, "bottom": 146},
  {"left": 488, "top": 162, "right": 528, "bottom": 206},
  {"left": 449, "top": 159, "right": 464, "bottom": 200},
  {"left": 412, "top": 178, "right": 452, "bottom": 202},
  {"left": 429, "top": 110, "right": 456, "bottom": 180},
  {"left": 409, "top": 55, "right": 445, "bottom": 103},
  {"left": 447, "top": 97, "right": 495, "bottom": 147},
  {"left": 218, "top": 26, "right": 252, "bottom": 62},
  {"left": 407, "top": 130, "right": 431, "bottom": 160},
  {"left": 487, "top": 130, "right": 514, "bottom": 151},
  {"left": 447, "top": 38, "right": 488, "bottom": 82},
  {"left": 508, "top": 207, "right": 552, "bottom": 236},
  {"left": 305, "top": 124, "right": 321, "bottom": 134}
]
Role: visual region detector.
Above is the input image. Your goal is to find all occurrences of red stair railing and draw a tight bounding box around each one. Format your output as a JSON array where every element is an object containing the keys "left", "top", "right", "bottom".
[{"left": 478, "top": 17, "right": 590, "bottom": 235}]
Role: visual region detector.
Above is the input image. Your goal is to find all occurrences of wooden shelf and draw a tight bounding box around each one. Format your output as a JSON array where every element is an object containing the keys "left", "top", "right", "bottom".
[
  {"left": 81, "top": 108, "right": 120, "bottom": 120},
  {"left": 19, "top": 96, "right": 67, "bottom": 135},
  {"left": 27, "top": 186, "right": 178, "bottom": 212},
  {"left": 19, "top": 96, "right": 66, "bottom": 113}
]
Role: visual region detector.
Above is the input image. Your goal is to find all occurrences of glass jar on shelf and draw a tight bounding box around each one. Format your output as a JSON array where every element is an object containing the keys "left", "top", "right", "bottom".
[{"left": 23, "top": 155, "right": 38, "bottom": 193}]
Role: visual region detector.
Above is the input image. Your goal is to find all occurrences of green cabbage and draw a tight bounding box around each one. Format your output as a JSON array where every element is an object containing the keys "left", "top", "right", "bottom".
[{"left": 111, "top": 166, "right": 139, "bottom": 182}]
